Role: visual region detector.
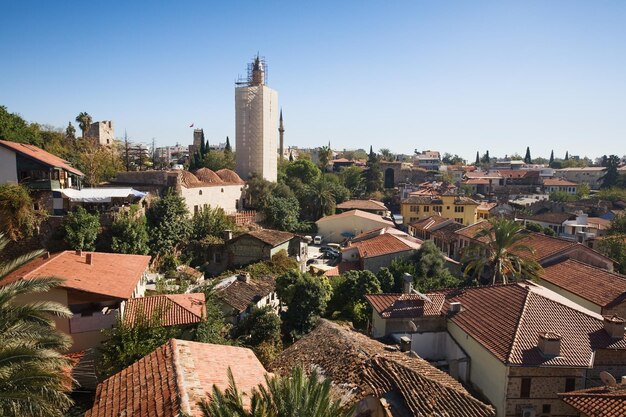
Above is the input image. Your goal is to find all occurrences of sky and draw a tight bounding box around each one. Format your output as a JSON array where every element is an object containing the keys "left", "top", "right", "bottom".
[{"left": 1, "top": 1, "right": 625, "bottom": 161}]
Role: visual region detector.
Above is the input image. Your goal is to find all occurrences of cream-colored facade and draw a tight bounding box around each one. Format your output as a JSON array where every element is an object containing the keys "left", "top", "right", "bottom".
[
  {"left": 235, "top": 57, "right": 278, "bottom": 182},
  {"left": 401, "top": 194, "right": 479, "bottom": 226},
  {"left": 180, "top": 183, "right": 244, "bottom": 215}
]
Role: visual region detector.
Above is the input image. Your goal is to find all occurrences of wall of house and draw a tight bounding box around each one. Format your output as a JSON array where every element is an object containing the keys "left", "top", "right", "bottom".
[
  {"left": 363, "top": 250, "right": 415, "bottom": 273},
  {"left": 536, "top": 279, "right": 602, "bottom": 314},
  {"left": 269, "top": 241, "right": 291, "bottom": 258},
  {"left": 228, "top": 236, "right": 271, "bottom": 267},
  {"left": 401, "top": 201, "right": 477, "bottom": 226},
  {"left": 181, "top": 183, "right": 244, "bottom": 215},
  {"left": 603, "top": 303, "right": 626, "bottom": 321},
  {"left": 448, "top": 321, "right": 507, "bottom": 416},
  {"left": 0, "top": 145, "right": 17, "bottom": 183},
  {"left": 408, "top": 331, "right": 469, "bottom": 382},
  {"left": 316, "top": 217, "right": 393, "bottom": 243},
  {"left": 371, "top": 311, "right": 387, "bottom": 338},
  {"left": 505, "top": 366, "right": 584, "bottom": 417},
  {"left": 588, "top": 348, "right": 626, "bottom": 387}
]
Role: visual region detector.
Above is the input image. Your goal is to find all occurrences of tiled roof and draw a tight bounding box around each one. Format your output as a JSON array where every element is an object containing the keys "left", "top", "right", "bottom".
[
  {"left": 544, "top": 178, "right": 579, "bottom": 186},
  {"left": 347, "top": 233, "right": 419, "bottom": 259},
  {"left": 455, "top": 220, "right": 492, "bottom": 242},
  {"left": 436, "top": 284, "right": 626, "bottom": 366},
  {"left": 322, "top": 260, "right": 360, "bottom": 277},
  {"left": 541, "top": 259, "right": 626, "bottom": 307},
  {"left": 194, "top": 167, "right": 224, "bottom": 184},
  {"left": 269, "top": 319, "right": 495, "bottom": 417},
  {"left": 477, "top": 202, "right": 498, "bottom": 211},
  {"left": 464, "top": 178, "right": 491, "bottom": 185},
  {"left": 85, "top": 339, "right": 267, "bottom": 417},
  {"left": 409, "top": 215, "right": 451, "bottom": 231},
  {"left": 123, "top": 293, "right": 206, "bottom": 327},
  {"left": 0, "top": 139, "right": 84, "bottom": 176},
  {"left": 559, "top": 383, "right": 626, "bottom": 417},
  {"left": 403, "top": 196, "right": 443, "bottom": 205},
  {"left": 316, "top": 209, "right": 395, "bottom": 226},
  {"left": 0, "top": 251, "right": 150, "bottom": 299},
  {"left": 520, "top": 212, "right": 575, "bottom": 224},
  {"left": 365, "top": 293, "right": 445, "bottom": 319},
  {"left": 216, "top": 275, "right": 275, "bottom": 312},
  {"left": 431, "top": 222, "right": 465, "bottom": 241},
  {"left": 238, "top": 229, "right": 295, "bottom": 247},
  {"left": 336, "top": 199, "right": 387, "bottom": 211},
  {"left": 215, "top": 169, "right": 245, "bottom": 184}
]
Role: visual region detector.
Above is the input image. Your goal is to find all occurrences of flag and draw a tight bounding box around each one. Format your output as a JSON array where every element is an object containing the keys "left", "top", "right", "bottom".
[{"left": 189, "top": 123, "right": 194, "bottom": 128}]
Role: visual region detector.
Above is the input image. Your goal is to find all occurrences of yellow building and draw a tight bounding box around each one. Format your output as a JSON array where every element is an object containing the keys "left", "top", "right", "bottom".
[{"left": 401, "top": 194, "right": 479, "bottom": 226}]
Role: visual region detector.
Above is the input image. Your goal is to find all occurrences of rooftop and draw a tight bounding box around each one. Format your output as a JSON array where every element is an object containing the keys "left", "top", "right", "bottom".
[
  {"left": 123, "top": 293, "right": 206, "bottom": 327},
  {"left": 559, "top": 382, "right": 626, "bottom": 417},
  {"left": 269, "top": 319, "right": 495, "bottom": 417},
  {"left": 347, "top": 233, "right": 420, "bottom": 259},
  {"left": 543, "top": 177, "right": 579, "bottom": 186},
  {"left": 316, "top": 209, "right": 395, "bottom": 226},
  {"left": 234, "top": 229, "right": 295, "bottom": 247},
  {"left": 85, "top": 339, "right": 267, "bottom": 417},
  {"left": 519, "top": 211, "right": 576, "bottom": 224},
  {"left": 541, "top": 259, "right": 626, "bottom": 308},
  {"left": 336, "top": 199, "right": 387, "bottom": 211},
  {"left": 0, "top": 139, "right": 84, "bottom": 176},
  {"left": 216, "top": 275, "right": 275, "bottom": 312},
  {"left": 0, "top": 251, "right": 150, "bottom": 299}
]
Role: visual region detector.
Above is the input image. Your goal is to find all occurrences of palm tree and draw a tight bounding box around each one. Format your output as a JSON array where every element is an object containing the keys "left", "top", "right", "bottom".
[
  {"left": 75, "top": 112, "right": 92, "bottom": 139},
  {"left": 462, "top": 218, "right": 542, "bottom": 285},
  {"left": 308, "top": 179, "right": 335, "bottom": 220},
  {"left": 318, "top": 145, "right": 333, "bottom": 171},
  {"left": 200, "top": 367, "right": 353, "bottom": 417},
  {"left": 0, "top": 234, "right": 74, "bottom": 417}
]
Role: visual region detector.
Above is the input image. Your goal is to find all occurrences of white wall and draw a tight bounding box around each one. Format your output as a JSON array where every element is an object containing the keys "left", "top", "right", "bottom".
[
  {"left": 316, "top": 216, "right": 394, "bottom": 243},
  {"left": 0, "top": 146, "right": 17, "bottom": 183},
  {"left": 181, "top": 183, "right": 244, "bottom": 214}
]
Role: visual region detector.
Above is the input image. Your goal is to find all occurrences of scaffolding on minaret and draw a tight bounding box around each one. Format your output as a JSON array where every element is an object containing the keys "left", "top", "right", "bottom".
[{"left": 236, "top": 54, "right": 268, "bottom": 87}]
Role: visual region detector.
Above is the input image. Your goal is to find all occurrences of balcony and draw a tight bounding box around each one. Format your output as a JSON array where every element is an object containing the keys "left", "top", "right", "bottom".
[
  {"left": 23, "top": 179, "right": 61, "bottom": 190},
  {"left": 69, "top": 308, "right": 118, "bottom": 334}
]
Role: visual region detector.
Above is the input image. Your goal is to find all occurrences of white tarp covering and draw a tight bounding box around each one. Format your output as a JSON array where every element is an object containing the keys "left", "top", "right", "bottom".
[{"left": 55, "top": 188, "right": 146, "bottom": 203}]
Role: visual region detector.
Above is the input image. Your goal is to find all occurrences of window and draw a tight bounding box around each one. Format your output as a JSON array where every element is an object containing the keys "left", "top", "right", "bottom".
[
  {"left": 565, "top": 378, "right": 576, "bottom": 392},
  {"left": 433, "top": 206, "right": 442, "bottom": 213},
  {"left": 455, "top": 218, "right": 463, "bottom": 224},
  {"left": 542, "top": 404, "right": 551, "bottom": 414},
  {"left": 194, "top": 205, "right": 199, "bottom": 215},
  {"left": 455, "top": 206, "right": 465, "bottom": 213},
  {"left": 520, "top": 378, "right": 531, "bottom": 398},
  {"left": 199, "top": 190, "right": 203, "bottom": 195},
  {"left": 423, "top": 206, "right": 430, "bottom": 213}
]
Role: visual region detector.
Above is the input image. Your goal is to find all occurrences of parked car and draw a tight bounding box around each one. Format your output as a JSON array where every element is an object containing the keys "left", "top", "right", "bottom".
[{"left": 313, "top": 235, "right": 323, "bottom": 245}]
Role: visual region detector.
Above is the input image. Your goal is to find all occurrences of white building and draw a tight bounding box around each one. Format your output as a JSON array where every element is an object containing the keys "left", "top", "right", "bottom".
[{"left": 235, "top": 56, "right": 278, "bottom": 182}]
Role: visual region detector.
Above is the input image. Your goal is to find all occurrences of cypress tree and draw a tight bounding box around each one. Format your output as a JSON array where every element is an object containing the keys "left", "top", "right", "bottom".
[
  {"left": 565, "top": 151, "right": 569, "bottom": 160},
  {"left": 549, "top": 150, "right": 554, "bottom": 167},
  {"left": 224, "top": 136, "right": 232, "bottom": 153},
  {"left": 475, "top": 151, "right": 480, "bottom": 165},
  {"left": 199, "top": 131, "right": 206, "bottom": 156},
  {"left": 524, "top": 146, "right": 531, "bottom": 164}
]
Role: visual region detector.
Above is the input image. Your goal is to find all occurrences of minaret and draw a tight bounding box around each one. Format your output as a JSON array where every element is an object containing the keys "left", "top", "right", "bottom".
[{"left": 278, "top": 109, "right": 285, "bottom": 160}]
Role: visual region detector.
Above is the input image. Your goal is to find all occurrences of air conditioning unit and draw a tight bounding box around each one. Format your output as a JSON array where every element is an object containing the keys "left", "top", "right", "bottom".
[
  {"left": 521, "top": 407, "right": 536, "bottom": 417},
  {"left": 449, "top": 302, "right": 462, "bottom": 313}
]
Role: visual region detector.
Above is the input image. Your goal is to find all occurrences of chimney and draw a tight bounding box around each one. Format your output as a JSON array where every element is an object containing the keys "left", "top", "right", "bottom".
[
  {"left": 86, "top": 253, "right": 93, "bottom": 265},
  {"left": 622, "top": 376, "right": 626, "bottom": 385},
  {"left": 237, "top": 272, "right": 250, "bottom": 283},
  {"left": 402, "top": 273, "right": 413, "bottom": 294},
  {"left": 76, "top": 249, "right": 82, "bottom": 256},
  {"left": 399, "top": 336, "right": 411, "bottom": 352},
  {"left": 603, "top": 315, "right": 625, "bottom": 339},
  {"left": 448, "top": 302, "right": 462, "bottom": 313},
  {"left": 538, "top": 332, "right": 562, "bottom": 357},
  {"left": 223, "top": 229, "right": 233, "bottom": 241}
]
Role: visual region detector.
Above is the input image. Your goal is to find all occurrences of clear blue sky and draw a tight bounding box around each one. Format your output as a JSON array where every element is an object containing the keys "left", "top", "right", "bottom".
[{"left": 1, "top": 1, "right": 625, "bottom": 161}]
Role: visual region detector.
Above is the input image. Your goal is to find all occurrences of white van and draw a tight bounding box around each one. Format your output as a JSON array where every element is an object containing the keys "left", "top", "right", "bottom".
[{"left": 313, "top": 235, "right": 323, "bottom": 245}]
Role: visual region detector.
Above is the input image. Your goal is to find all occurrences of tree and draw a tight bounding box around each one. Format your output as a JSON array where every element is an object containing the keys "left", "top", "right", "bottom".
[
  {"left": 598, "top": 235, "right": 626, "bottom": 275},
  {"left": 549, "top": 150, "right": 554, "bottom": 167},
  {"left": 285, "top": 159, "right": 321, "bottom": 184},
  {"left": 0, "top": 105, "right": 42, "bottom": 146},
  {"left": 192, "top": 205, "right": 234, "bottom": 240},
  {"left": 411, "top": 241, "right": 461, "bottom": 291},
  {"left": 63, "top": 206, "right": 100, "bottom": 251},
  {"left": 304, "top": 179, "right": 336, "bottom": 220},
  {"left": 340, "top": 166, "right": 366, "bottom": 198},
  {"left": 524, "top": 146, "right": 531, "bottom": 164},
  {"left": 462, "top": 217, "right": 542, "bottom": 284},
  {"left": 576, "top": 182, "right": 591, "bottom": 199},
  {"left": 377, "top": 267, "right": 395, "bottom": 292},
  {"left": 600, "top": 154, "right": 621, "bottom": 189},
  {"left": 609, "top": 212, "right": 626, "bottom": 235},
  {"left": 442, "top": 153, "right": 464, "bottom": 165},
  {"left": 480, "top": 150, "right": 491, "bottom": 164},
  {"left": 0, "top": 183, "right": 43, "bottom": 241},
  {"left": 262, "top": 195, "right": 300, "bottom": 232},
  {"left": 318, "top": 144, "right": 333, "bottom": 170},
  {"left": 276, "top": 271, "right": 331, "bottom": 339},
  {"left": 110, "top": 214, "right": 149, "bottom": 254},
  {"left": 65, "top": 122, "right": 76, "bottom": 140},
  {"left": 363, "top": 146, "right": 383, "bottom": 194},
  {"left": 200, "top": 367, "right": 353, "bottom": 417},
  {"left": 76, "top": 138, "right": 124, "bottom": 186},
  {"left": 146, "top": 191, "right": 191, "bottom": 256},
  {"left": 475, "top": 151, "right": 480, "bottom": 165},
  {"left": 75, "top": 112, "right": 92, "bottom": 139},
  {"left": 0, "top": 236, "right": 74, "bottom": 417},
  {"left": 565, "top": 151, "right": 569, "bottom": 160},
  {"left": 236, "top": 305, "right": 282, "bottom": 365},
  {"left": 326, "top": 270, "right": 381, "bottom": 329},
  {"left": 379, "top": 148, "right": 395, "bottom": 162},
  {"left": 224, "top": 136, "right": 232, "bottom": 153}
]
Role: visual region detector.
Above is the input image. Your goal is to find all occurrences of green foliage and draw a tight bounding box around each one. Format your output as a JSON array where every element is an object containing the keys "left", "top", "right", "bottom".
[
  {"left": 524, "top": 146, "right": 532, "bottom": 164},
  {"left": 147, "top": 192, "right": 191, "bottom": 255},
  {"left": 339, "top": 166, "right": 366, "bottom": 198},
  {"left": 525, "top": 222, "right": 543, "bottom": 233},
  {"left": 363, "top": 146, "right": 383, "bottom": 194},
  {"left": 0, "top": 237, "right": 74, "bottom": 416},
  {"left": 598, "top": 235, "right": 626, "bottom": 275},
  {"left": 326, "top": 270, "right": 381, "bottom": 329},
  {"left": 609, "top": 212, "right": 626, "bottom": 235},
  {"left": 317, "top": 145, "right": 333, "bottom": 170},
  {"left": 576, "top": 182, "right": 591, "bottom": 199},
  {"left": 75, "top": 138, "right": 124, "bottom": 186},
  {"left": 388, "top": 258, "right": 417, "bottom": 291},
  {"left": 262, "top": 195, "right": 301, "bottom": 232},
  {"left": 75, "top": 112, "right": 92, "bottom": 138},
  {"left": 601, "top": 155, "right": 621, "bottom": 189},
  {"left": 543, "top": 227, "right": 556, "bottom": 236},
  {"left": 0, "top": 105, "right": 42, "bottom": 146},
  {"left": 597, "top": 187, "right": 626, "bottom": 203},
  {"left": 0, "top": 183, "right": 43, "bottom": 241},
  {"left": 200, "top": 150, "right": 235, "bottom": 171},
  {"left": 192, "top": 205, "right": 234, "bottom": 240},
  {"left": 376, "top": 267, "right": 395, "bottom": 293},
  {"left": 111, "top": 214, "right": 149, "bottom": 255},
  {"left": 276, "top": 271, "right": 331, "bottom": 339},
  {"left": 549, "top": 190, "right": 576, "bottom": 202},
  {"left": 200, "top": 366, "right": 354, "bottom": 417},
  {"left": 195, "top": 287, "right": 231, "bottom": 345},
  {"left": 285, "top": 159, "right": 321, "bottom": 184},
  {"left": 411, "top": 241, "right": 461, "bottom": 291},
  {"left": 236, "top": 305, "right": 282, "bottom": 366},
  {"left": 63, "top": 206, "right": 100, "bottom": 251}
]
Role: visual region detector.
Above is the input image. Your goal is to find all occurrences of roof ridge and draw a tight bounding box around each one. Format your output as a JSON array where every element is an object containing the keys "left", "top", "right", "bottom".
[
  {"left": 170, "top": 339, "right": 193, "bottom": 415},
  {"left": 551, "top": 258, "right": 626, "bottom": 278},
  {"left": 166, "top": 294, "right": 204, "bottom": 319},
  {"left": 506, "top": 286, "right": 533, "bottom": 364},
  {"left": 17, "top": 251, "right": 62, "bottom": 281}
]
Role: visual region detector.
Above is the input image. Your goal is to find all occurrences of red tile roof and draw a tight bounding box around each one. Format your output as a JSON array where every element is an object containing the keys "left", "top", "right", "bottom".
[
  {"left": 541, "top": 259, "right": 626, "bottom": 308},
  {"left": 270, "top": 319, "right": 495, "bottom": 417},
  {"left": 216, "top": 275, "right": 275, "bottom": 312},
  {"left": 123, "top": 293, "right": 206, "bottom": 327},
  {"left": 336, "top": 199, "right": 387, "bottom": 211},
  {"left": 559, "top": 383, "right": 626, "bottom": 417},
  {"left": 347, "top": 233, "right": 419, "bottom": 259},
  {"left": 409, "top": 215, "right": 451, "bottom": 231},
  {"left": 0, "top": 139, "right": 84, "bottom": 176},
  {"left": 365, "top": 293, "right": 445, "bottom": 318},
  {"left": 316, "top": 209, "right": 395, "bottom": 226},
  {"left": 0, "top": 251, "right": 150, "bottom": 299},
  {"left": 215, "top": 168, "right": 245, "bottom": 184},
  {"left": 544, "top": 178, "right": 579, "bottom": 186},
  {"left": 234, "top": 229, "right": 295, "bottom": 247},
  {"left": 520, "top": 212, "right": 575, "bottom": 224},
  {"left": 85, "top": 339, "right": 267, "bottom": 417}
]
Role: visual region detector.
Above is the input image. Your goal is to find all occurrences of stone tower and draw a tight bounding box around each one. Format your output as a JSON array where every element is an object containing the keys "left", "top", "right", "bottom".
[
  {"left": 235, "top": 55, "right": 278, "bottom": 182},
  {"left": 278, "top": 109, "right": 285, "bottom": 160}
]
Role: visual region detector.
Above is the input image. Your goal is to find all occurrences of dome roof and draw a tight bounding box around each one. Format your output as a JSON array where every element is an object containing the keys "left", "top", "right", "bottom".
[
  {"left": 194, "top": 168, "right": 224, "bottom": 184},
  {"left": 179, "top": 171, "right": 201, "bottom": 187},
  {"left": 216, "top": 169, "right": 245, "bottom": 184}
]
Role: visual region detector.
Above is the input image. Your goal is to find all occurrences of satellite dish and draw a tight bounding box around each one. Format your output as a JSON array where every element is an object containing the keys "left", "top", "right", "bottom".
[{"left": 600, "top": 371, "right": 617, "bottom": 387}]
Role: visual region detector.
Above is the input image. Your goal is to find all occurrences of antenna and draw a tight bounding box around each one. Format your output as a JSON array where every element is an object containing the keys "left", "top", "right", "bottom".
[{"left": 600, "top": 371, "right": 617, "bottom": 387}]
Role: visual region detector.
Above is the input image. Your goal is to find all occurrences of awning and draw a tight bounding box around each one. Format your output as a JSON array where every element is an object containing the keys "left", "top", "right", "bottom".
[{"left": 54, "top": 188, "right": 147, "bottom": 203}]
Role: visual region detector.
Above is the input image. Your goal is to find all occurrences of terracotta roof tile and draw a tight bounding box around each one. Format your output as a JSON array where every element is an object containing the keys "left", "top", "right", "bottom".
[
  {"left": 365, "top": 293, "right": 445, "bottom": 318},
  {"left": 194, "top": 168, "right": 224, "bottom": 184},
  {"left": 0, "top": 139, "right": 84, "bottom": 176},
  {"left": 216, "top": 275, "right": 275, "bottom": 312},
  {"left": 520, "top": 212, "right": 576, "bottom": 224},
  {"left": 215, "top": 169, "right": 245, "bottom": 184},
  {"left": 409, "top": 215, "right": 451, "bottom": 231},
  {"left": 123, "top": 293, "right": 206, "bottom": 327},
  {"left": 231, "top": 229, "right": 295, "bottom": 247},
  {"left": 269, "top": 319, "right": 495, "bottom": 417},
  {"left": 541, "top": 259, "right": 626, "bottom": 307},
  {"left": 316, "top": 209, "right": 395, "bottom": 226},
  {"left": 347, "top": 233, "right": 419, "bottom": 259},
  {"left": 85, "top": 339, "right": 267, "bottom": 417},
  {"left": 336, "top": 199, "right": 387, "bottom": 211},
  {"left": 544, "top": 177, "right": 579, "bottom": 186},
  {"left": 0, "top": 251, "right": 150, "bottom": 299},
  {"left": 559, "top": 383, "right": 626, "bottom": 417}
]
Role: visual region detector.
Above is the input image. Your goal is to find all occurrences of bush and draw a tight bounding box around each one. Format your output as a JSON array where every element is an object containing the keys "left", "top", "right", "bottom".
[{"left": 63, "top": 207, "right": 100, "bottom": 251}]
